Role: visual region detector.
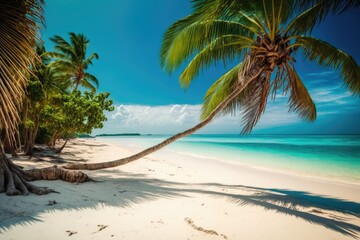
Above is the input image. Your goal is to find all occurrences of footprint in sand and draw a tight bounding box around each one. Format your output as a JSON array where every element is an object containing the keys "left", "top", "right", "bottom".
[
  {"left": 184, "top": 217, "right": 228, "bottom": 240},
  {"left": 66, "top": 230, "right": 77, "bottom": 236},
  {"left": 92, "top": 224, "right": 108, "bottom": 234}
]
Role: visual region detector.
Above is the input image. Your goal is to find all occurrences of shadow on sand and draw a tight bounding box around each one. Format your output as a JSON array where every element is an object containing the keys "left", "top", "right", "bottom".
[{"left": 0, "top": 169, "right": 359, "bottom": 238}]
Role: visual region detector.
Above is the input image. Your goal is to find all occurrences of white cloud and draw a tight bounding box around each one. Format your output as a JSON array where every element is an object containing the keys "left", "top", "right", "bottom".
[
  {"left": 111, "top": 105, "right": 139, "bottom": 125},
  {"left": 92, "top": 102, "right": 303, "bottom": 135},
  {"left": 93, "top": 104, "right": 205, "bottom": 135},
  {"left": 91, "top": 84, "right": 358, "bottom": 135}
]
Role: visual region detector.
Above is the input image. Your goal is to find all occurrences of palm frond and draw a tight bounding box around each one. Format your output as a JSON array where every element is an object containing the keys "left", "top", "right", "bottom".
[
  {"left": 160, "top": 12, "right": 201, "bottom": 70},
  {"left": 83, "top": 53, "right": 99, "bottom": 67},
  {"left": 81, "top": 79, "right": 97, "bottom": 93},
  {"left": 160, "top": 19, "right": 256, "bottom": 74},
  {"left": 50, "top": 35, "right": 78, "bottom": 62},
  {"left": 45, "top": 51, "right": 65, "bottom": 59},
  {"left": 297, "top": 36, "right": 360, "bottom": 94},
  {"left": 290, "top": 0, "right": 360, "bottom": 36},
  {"left": 285, "top": 64, "right": 316, "bottom": 121},
  {"left": 40, "top": 67, "right": 67, "bottom": 97},
  {"left": 294, "top": 0, "right": 360, "bottom": 16},
  {"left": 201, "top": 62, "right": 271, "bottom": 134},
  {"left": 201, "top": 54, "right": 264, "bottom": 120},
  {"left": 70, "top": 32, "right": 88, "bottom": 62},
  {"left": 239, "top": 11, "right": 267, "bottom": 34},
  {"left": 271, "top": 65, "right": 288, "bottom": 99},
  {"left": 84, "top": 73, "right": 99, "bottom": 89},
  {"left": 180, "top": 35, "right": 252, "bottom": 88},
  {"left": 49, "top": 60, "right": 76, "bottom": 74},
  {"left": 201, "top": 63, "right": 241, "bottom": 120},
  {"left": 284, "top": 3, "right": 324, "bottom": 36},
  {"left": 191, "top": 0, "right": 259, "bottom": 20},
  {"left": 240, "top": 71, "right": 270, "bottom": 134},
  {"left": 0, "top": 0, "right": 44, "bottom": 144},
  {"left": 191, "top": 0, "right": 295, "bottom": 24}
]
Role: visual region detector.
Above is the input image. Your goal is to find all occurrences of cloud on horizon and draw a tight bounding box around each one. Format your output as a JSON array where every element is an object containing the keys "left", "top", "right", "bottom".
[
  {"left": 92, "top": 102, "right": 306, "bottom": 135},
  {"left": 92, "top": 81, "right": 360, "bottom": 135}
]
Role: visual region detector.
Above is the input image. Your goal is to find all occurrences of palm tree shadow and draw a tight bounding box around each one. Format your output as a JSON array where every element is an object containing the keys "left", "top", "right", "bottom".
[
  {"left": 0, "top": 173, "right": 359, "bottom": 238},
  {"left": 217, "top": 185, "right": 360, "bottom": 237},
  {"left": 148, "top": 180, "right": 360, "bottom": 237}
]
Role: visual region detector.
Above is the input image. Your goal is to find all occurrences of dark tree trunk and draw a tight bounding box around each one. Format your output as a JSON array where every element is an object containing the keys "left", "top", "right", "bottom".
[
  {"left": 25, "top": 115, "right": 40, "bottom": 156},
  {"left": 25, "top": 130, "right": 33, "bottom": 155},
  {"left": 22, "top": 100, "right": 29, "bottom": 151}
]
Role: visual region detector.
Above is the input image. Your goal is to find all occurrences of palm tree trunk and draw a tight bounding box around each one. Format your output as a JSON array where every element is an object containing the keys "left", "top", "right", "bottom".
[{"left": 64, "top": 64, "right": 264, "bottom": 171}]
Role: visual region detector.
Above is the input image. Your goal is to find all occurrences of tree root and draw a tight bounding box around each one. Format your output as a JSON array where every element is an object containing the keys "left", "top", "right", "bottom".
[{"left": 0, "top": 151, "right": 91, "bottom": 196}]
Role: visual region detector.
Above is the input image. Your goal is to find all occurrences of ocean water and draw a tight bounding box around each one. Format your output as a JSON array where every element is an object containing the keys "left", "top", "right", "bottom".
[{"left": 99, "top": 135, "right": 360, "bottom": 184}]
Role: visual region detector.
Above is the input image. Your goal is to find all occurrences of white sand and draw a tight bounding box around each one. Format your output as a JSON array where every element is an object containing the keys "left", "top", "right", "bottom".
[{"left": 0, "top": 138, "right": 359, "bottom": 240}]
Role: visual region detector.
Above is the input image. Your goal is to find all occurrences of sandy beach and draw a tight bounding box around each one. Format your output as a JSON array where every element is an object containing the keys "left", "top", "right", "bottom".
[{"left": 0, "top": 138, "right": 359, "bottom": 240}]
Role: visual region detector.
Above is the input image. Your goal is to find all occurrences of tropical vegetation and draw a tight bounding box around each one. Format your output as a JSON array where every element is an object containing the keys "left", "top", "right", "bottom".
[
  {"left": 43, "top": 91, "right": 114, "bottom": 152},
  {"left": 0, "top": 0, "right": 113, "bottom": 195}
]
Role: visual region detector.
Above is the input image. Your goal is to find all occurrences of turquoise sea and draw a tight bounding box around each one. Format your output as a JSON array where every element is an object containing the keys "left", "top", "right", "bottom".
[{"left": 99, "top": 135, "right": 360, "bottom": 184}]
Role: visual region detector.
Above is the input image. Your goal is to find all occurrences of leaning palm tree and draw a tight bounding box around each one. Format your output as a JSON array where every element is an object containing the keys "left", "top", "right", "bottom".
[
  {"left": 65, "top": 0, "right": 359, "bottom": 171},
  {"left": 0, "top": 0, "right": 90, "bottom": 195},
  {"left": 49, "top": 32, "right": 99, "bottom": 93}
]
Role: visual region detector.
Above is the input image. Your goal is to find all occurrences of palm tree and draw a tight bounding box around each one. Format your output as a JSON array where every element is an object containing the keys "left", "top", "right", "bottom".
[
  {"left": 23, "top": 44, "right": 69, "bottom": 155},
  {"left": 65, "top": 0, "right": 359, "bottom": 171},
  {"left": 0, "top": 1, "right": 90, "bottom": 195},
  {"left": 49, "top": 32, "right": 99, "bottom": 93}
]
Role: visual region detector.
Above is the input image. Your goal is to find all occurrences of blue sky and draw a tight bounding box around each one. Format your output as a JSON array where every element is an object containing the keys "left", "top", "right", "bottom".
[{"left": 42, "top": 1, "right": 360, "bottom": 134}]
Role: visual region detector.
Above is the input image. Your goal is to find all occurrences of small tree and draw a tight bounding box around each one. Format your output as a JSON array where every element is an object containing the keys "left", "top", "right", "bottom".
[{"left": 43, "top": 91, "right": 114, "bottom": 152}]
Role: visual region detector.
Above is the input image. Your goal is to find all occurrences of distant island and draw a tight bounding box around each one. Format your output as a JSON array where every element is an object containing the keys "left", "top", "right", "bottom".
[{"left": 95, "top": 133, "right": 141, "bottom": 137}]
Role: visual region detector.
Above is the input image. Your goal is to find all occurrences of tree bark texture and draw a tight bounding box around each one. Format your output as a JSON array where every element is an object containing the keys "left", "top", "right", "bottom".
[{"left": 0, "top": 145, "right": 91, "bottom": 196}]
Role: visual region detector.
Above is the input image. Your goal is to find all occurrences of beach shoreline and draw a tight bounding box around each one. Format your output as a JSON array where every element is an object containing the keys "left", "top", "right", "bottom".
[
  {"left": 0, "top": 138, "right": 359, "bottom": 240},
  {"left": 99, "top": 135, "right": 360, "bottom": 185}
]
